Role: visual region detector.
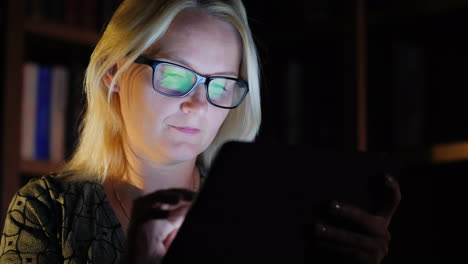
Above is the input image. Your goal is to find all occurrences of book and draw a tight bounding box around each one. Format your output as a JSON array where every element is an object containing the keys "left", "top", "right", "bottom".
[
  {"left": 35, "top": 66, "right": 52, "bottom": 160},
  {"left": 50, "top": 65, "right": 69, "bottom": 162},
  {"left": 21, "top": 62, "right": 39, "bottom": 160}
]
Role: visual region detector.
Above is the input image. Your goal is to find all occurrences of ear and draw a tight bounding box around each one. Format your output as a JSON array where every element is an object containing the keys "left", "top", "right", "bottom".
[{"left": 104, "top": 65, "right": 120, "bottom": 93}]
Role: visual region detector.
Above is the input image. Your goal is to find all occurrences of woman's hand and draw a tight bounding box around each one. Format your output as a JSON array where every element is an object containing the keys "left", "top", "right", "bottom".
[
  {"left": 314, "top": 174, "right": 402, "bottom": 264},
  {"left": 124, "top": 188, "right": 196, "bottom": 264}
]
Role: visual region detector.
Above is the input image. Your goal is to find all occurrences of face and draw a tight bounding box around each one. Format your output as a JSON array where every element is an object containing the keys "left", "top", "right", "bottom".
[{"left": 116, "top": 9, "right": 242, "bottom": 165}]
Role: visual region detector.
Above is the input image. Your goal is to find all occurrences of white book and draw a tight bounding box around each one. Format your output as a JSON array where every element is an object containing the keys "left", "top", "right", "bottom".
[
  {"left": 50, "top": 65, "right": 69, "bottom": 163},
  {"left": 21, "top": 62, "right": 39, "bottom": 160}
]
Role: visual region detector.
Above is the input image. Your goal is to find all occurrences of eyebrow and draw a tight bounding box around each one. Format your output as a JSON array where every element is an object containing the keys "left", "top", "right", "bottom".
[{"left": 150, "top": 52, "right": 239, "bottom": 77}]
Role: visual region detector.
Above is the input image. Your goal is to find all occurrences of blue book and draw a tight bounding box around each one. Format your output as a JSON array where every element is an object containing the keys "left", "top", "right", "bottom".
[{"left": 35, "top": 66, "right": 51, "bottom": 160}]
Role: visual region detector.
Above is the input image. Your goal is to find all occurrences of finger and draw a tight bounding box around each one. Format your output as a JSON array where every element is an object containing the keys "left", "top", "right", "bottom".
[
  {"left": 131, "top": 208, "right": 170, "bottom": 223},
  {"left": 157, "top": 197, "right": 193, "bottom": 210},
  {"left": 126, "top": 215, "right": 175, "bottom": 255},
  {"left": 132, "top": 188, "right": 196, "bottom": 216},
  {"left": 315, "top": 223, "right": 377, "bottom": 252},
  {"left": 169, "top": 204, "right": 192, "bottom": 226},
  {"left": 163, "top": 228, "right": 180, "bottom": 250},
  {"left": 149, "top": 208, "right": 171, "bottom": 219},
  {"left": 164, "top": 188, "right": 197, "bottom": 201},
  {"left": 137, "top": 188, "right": 196, "bottom": 205},
  {"left": 146, "top": 218, "right": 177, "bottom": 250},
  {"left": 329, "top": 201, "right": 389, "bottom": 237},
  {"left": 134, "top": 200, "right": 193, "bottom": 223},
  {"left": 376, "top": 174, "right": 402, "bottom": 221},
  {"left": 314, "top": 240, "right": 380, "bottom": 264},
  {"left": 315, "top": 223, "right": 389, "bottom": 260}
]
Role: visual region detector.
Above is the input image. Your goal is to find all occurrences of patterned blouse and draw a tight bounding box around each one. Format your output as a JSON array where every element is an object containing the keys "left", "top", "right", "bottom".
[{"left": 0, "top": 174, "right": 126, "bottom": 263}]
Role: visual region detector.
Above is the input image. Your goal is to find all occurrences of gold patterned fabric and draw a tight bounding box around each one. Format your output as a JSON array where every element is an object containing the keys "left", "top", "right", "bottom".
[{"left": 0, "top": 174, "right": 126, "bottom": 263}]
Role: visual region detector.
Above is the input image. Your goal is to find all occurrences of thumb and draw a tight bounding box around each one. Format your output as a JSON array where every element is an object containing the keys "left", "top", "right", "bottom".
[
  {"left": 376, "top": 174, "right": 402, "bottom": 222},
  {"left": 163, "top": 228, "right": 180, "bottom": 250}
]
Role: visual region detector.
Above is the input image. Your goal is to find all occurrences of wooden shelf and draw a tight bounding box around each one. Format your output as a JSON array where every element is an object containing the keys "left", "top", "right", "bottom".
[
  {"left": 20, "top": 159, "right": 64, "bottom": 175},
  {"left": 24, "top": 19, "right": 101, "bottom": 46}
]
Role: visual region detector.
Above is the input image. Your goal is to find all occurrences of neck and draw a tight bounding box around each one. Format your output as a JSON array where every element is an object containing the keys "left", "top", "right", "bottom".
[
  {"left": 123, "top": 158, "right": 198, "bottom": 193},
  {"left": 114, "top": 140, "right": 200, "bottom": 201}
]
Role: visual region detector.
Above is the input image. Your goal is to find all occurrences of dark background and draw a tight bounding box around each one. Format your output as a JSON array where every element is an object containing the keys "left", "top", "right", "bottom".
[
  {"left": 244, "top": 0, "right": 465, "bottom": 263},
  {"left": 2, "top": 0, "right": 468, "bottom": 263}
]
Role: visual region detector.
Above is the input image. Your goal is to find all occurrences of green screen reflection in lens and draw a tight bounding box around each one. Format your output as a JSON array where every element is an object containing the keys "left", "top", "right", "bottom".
[
  {"left": 160, "top": 66, "right": 194, "bottom": 92},
  {"left": 209, "top": 79, "right": 226, "bottom": 100}
]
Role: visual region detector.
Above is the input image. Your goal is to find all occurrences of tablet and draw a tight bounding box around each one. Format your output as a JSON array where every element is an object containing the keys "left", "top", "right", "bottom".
[{"left": 162, "top": 141, "right": 399, "bottom": 264}]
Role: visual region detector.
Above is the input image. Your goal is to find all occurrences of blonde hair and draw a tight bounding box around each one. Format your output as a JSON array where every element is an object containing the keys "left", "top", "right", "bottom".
[{"left": 61, "top": 0, "right": 261, "bottom": 182}]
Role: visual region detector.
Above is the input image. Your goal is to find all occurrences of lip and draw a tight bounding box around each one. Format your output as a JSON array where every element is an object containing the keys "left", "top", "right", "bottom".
[{"left": 171, "top": 125, "right": 201, "bottom": 135}]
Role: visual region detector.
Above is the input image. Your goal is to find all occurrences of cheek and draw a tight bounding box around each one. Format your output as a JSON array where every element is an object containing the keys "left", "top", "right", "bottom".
[
  {"left": 122, "top": 82, "right": 151, "bottom": 122},
  {"left": 137, "top": 94, "right": 175, "bottom": 139},
  {"left": 119, "top": 69, "right": 168, "bottom": 138},
  {"left": 208, "top": 109, "right": 230, "bottom": 136}
]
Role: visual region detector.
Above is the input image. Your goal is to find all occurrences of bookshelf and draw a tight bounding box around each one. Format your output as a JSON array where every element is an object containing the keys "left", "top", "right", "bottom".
[
  {"left": 20, "top": 160, "right": 64, "bottom": 176},
  {"left": 1, "top": 0, "right": 26, "bottom": 230},
  {"left": 365, "top": 3, "right": 468, "bottom": 262},
  {"left": 366, "top": 0, "right": 468, "bottom": 163},
  {"left": 244, "top": 0, "right": 361, "bottom": 150},
  {"left": 24, "top": 19, "right": 101, "bottom": 46},
  {"left": 246, "top": 1, "right": 465, "bottom": 262},
  {"left": 0, "top": 0, "right": 119, "bottom": 229}
]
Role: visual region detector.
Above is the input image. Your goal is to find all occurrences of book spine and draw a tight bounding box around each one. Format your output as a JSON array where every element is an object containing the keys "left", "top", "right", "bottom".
[
  {"left": 50, "top": 66, "right": 69, "bottom": 162},
  {"left": 35, "top": 66, "right": 52, "bottom": 160},
  {"left": 21, "top": 62, "right": 39, "bottom": 160}
]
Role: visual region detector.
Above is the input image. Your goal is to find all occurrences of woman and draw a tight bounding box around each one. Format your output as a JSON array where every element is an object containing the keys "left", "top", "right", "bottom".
[{"left": 0, "top": 0, "right": 400, "bottom": 263}]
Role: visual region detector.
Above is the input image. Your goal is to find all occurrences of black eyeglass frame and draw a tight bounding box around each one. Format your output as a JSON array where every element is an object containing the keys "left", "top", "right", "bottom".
[{"left": 134, "top": 56, "right": 249, "bottom": 109}]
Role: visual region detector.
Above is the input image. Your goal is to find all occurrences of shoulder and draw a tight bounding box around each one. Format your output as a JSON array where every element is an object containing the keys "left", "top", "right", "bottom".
[{"left": 15, "top": 173, "right": 105, "bottom": 209}]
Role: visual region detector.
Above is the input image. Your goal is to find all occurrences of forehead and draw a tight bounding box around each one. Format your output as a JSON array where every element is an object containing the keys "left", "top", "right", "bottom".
[{"left": 147, "top": 9, "right": 242, "bottom": 76}]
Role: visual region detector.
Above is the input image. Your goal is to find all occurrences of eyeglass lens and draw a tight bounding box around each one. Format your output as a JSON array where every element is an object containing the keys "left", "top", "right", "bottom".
[{"left": 154, "top": 63, "right": 247, "bottom": 108}]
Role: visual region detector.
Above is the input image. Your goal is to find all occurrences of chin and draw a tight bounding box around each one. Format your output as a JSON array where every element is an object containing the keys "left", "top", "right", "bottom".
[{"left": 164, "top": 142, "right": 204, "bottom": 163}]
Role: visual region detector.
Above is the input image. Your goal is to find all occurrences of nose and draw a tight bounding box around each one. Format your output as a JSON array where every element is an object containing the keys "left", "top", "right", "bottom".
[{"left": 180, "top": 83, "right": 208, "bottom": 114}]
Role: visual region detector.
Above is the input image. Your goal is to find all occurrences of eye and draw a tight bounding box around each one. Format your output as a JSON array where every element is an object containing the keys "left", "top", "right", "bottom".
[
  {"left": 209, "top": 79, "right": 228, "bottom": 99},
  {"left": 158, "top": 65, "right": 195, "bottom": 92}
]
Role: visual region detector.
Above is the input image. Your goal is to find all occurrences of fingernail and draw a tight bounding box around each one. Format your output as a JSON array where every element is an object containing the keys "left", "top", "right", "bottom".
[
  {"left": 332, "top": 201, "right": 341, "bottom": 210},
  {"left": 330, "top": 201, "right": 341, "bottom": 215},
  {"left": 316, "top": 223, "right": 327, "bottom": 233}
]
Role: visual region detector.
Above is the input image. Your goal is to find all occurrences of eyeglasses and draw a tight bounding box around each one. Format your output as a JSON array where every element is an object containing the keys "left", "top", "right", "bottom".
[{"left": 134, "top": 56, "right": 249, "bottom": 109}]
